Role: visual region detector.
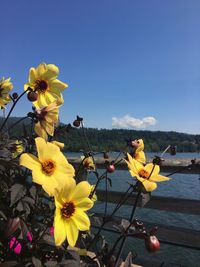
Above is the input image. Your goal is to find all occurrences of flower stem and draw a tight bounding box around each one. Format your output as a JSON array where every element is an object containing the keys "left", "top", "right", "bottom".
[
  {"left": 0, "top": 89, "right": 29, "bottom": 132},
  {"left": 114, "top": 189, "right": 141, "bottom": 266}
]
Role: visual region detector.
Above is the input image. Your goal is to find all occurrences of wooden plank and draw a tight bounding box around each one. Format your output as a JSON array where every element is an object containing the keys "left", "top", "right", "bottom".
[
  {"left": 91, "top": 214, "right": 200, "bottom": 250},
  {"left": 68, "top": 157, "right": 200, "bottom": 174},
  {"left": 96, "top": 190, "right": 200, "bottom": 215}
]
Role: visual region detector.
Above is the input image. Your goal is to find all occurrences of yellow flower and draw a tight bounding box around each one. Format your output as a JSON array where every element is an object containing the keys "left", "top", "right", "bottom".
[
  {"left": 24, "top": 63, "right": 67, "bottom": 109},
  {"left": 54, "top": 179, "right": 93, "bottom": 247},
  {"left": 34, "top": 102, "right": 60, "bottom": 140},
  {"left": 81, "top": 156, "right": 95, "bottom": 170},
  {"left": 51, "top": 141, "right": 65, "bottom": 150},
  {"left": 125, "top": 153, "right": 170, "bottom": 192},
  {"left": 10, "top": 140, "right": 24, "bottom": 158},
  {"left": 0, "top": 77, "right": 13, "bottom": 108},
  {"left": 19, "top": 137, "right": 75, "bottom": 196},
  {"left": 134, "top": 151, "right": 146, "bottom": 165},
  {"left": 131, "top": 139, "right": 146, "bottom": 164}
]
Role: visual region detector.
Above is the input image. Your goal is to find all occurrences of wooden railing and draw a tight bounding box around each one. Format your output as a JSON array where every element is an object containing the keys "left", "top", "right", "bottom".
[
  {"left": 69, "top": 157, "right": 200, "bottom": 250},
  {"left": 69, "top": 157, "right": 200, "bottom": 174},
  {"left": 95, "top": 190, "right": 200, "bottom": 250}
]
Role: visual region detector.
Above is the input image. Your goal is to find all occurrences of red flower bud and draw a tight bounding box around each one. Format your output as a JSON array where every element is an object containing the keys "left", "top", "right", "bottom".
[
  {"left": 107, "top": 164, "right": 115, "bottom": 173},
  {"left": 145, "top": 235, "right": 160, "bottom": 252}
]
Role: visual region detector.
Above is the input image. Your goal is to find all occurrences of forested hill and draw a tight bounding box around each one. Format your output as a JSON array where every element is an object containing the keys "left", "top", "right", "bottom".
[
  {"left": 63, "top": 128, "right": 200, "bottom": 152},
  {"left": 1, "top": 117, "right": 199, "bottom": 152}
]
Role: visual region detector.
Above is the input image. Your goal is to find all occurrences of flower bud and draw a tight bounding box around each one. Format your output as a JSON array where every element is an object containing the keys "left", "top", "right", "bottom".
[
  {"left": 27, "top": 91, "right": 38, "bottom": 102},
  {"left": 170, "top": 145, "right": 177, "bottom": 155},
  {"left": 145, "top": 235, "right": 160, "bottom": 252},
  {"left": 12, "top": 92, "right": 18, "bottom": 99},
  {"left": 73, "top": 119, "right": 80, "bottom": 127},
  {"left": 107, "top": 164, "right": 115, "bottom": 173},
  {"left": 152, "top": 156, "right": 164, "bottom": 166}
]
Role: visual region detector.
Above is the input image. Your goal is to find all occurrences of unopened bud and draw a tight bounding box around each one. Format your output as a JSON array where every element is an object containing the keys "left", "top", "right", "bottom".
[
  {"left": 152, "top": 156, "right": 164, "bottom": 166},
  {"left": 169, "top": 145, "right": 177, "bottom": 156},
  {"left": 12, "top": 92, "right": 18, "bottom": 99},
  {"left": 27, "top": 91, "right": 38, "bottom": 102},
  {"left": 73, "top": 119, "right": 80, "bottom": 127}
]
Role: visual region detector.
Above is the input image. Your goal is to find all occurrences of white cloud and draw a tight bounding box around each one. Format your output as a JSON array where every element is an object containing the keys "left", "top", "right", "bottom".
[{"left": 112, "top": 114, "right": 157, "bottom": 129}]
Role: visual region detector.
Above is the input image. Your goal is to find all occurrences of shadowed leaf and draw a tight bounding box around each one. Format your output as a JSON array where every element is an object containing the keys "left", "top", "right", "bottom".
[{"left": 10, "top": 184, "right": 27, "bottom": 207}]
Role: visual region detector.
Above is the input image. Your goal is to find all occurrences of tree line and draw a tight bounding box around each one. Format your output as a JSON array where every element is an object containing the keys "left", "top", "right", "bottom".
[{"left": 1, "top": 117, "right": 200, "bottom": 153}]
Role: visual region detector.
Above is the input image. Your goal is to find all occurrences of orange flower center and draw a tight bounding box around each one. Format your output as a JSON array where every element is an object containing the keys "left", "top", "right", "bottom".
[
  {"left": 41, "top": 160, "right": 56, "bottom": 175},
  {"left": 61, "top": 202, "right": 75, "bottom": 219},
  {"left": 138, "top": 169, "right": 149, "bottom": 179},
  {"left": 35, "top": 80, "right": 48, "bottom": 93}
]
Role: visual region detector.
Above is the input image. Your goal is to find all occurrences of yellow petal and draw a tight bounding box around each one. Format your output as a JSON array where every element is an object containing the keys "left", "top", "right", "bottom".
[
  {"left": 51, "top": 141, "right": 64, "bottom": 150},
  {"left": 41, "top": 121, "right": 54, "bottom": 136},
  {"left": 72, "top": 210, "right": 90, "bottom": 231},
  {"left": 29, "top": 68, "right": 37, "bottom": 84},
  {"left": 132, "top": 158, "right": 144, "bottom": 172},
  {"left": 65, "top": 219, "right": 78, "bottom": 247},
  {"left": 55, "top": 199, "right": 63, "bottom": 209},
  {"left": 142, "top": 180, "right": 157, "bottom": 192},
  {"left": 53, "top": 153, "right": 75, "bottom": 176},
  {"left": 34, "top": 123, "right": 48, "bottom": 140},
  {"left": 54, "top": 213, "right": 66, "bottom": 246},
  {"left": 150, "top": 174, "right": 170, "bottom": 182},
  {"left": 135, "top": 151, "right": 146, "bottom": 164},
  {"left": 33, "top": 93, "right": 47, "bottom": 109},
  {"left": 56, "top": 178, "right": 76, "bottom": 203},
  {"left": 145, "top": 163, "right": 160, "bottom": 177},
  {"left": 36, "top": 63, "right": 46, "bottom": 78},
  {"left": 19, "top": 153, "right": 41, "bottom": 170},
  {"left": 75, "top": 198, "right": 94, "bottom": 210},
  {"left": 125, "top": 153, "right": 142, "bottom": 176},
  {"left": 42, "top": 178, "right": 59, "bottom": 196},
  {"left": 43, "top": 64, "right": 59, "bottom": 80},
  {"left": 70, "top": 181, "right": 91, "bottom": 201},
  {"left": 49, "top": 79, "right": 68, "bottom": 92},
  {"left": 136, "top": 176, "right": 145, "bottom": 183},
  {"left": 32, "top": 169, "right": 45, "bottom": 185},
  {"left": 35, "top": 137, "right": 59, "bottom": 162}
]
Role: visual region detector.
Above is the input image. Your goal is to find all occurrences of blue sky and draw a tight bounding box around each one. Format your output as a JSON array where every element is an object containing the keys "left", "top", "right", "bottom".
[{"left": 1, "top": 0, "right": 200, "bottom": 134}]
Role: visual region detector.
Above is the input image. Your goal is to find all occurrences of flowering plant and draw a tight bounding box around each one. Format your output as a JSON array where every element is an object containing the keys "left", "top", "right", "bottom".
[{"left": 0, "top": 63, "right": 173, "bottom": 267}]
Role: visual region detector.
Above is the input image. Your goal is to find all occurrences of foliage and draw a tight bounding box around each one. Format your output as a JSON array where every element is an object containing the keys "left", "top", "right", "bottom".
[{"left": 0, "top": 63, "right": 186, "bottom": 266}]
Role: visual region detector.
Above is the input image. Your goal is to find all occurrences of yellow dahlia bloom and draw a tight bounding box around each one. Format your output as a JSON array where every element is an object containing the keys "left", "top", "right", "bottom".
[
  {"left": 10, "top": 140, "right": 24, "bottom": 158},
  {"left": 131, "top": 139, "right": 146, "bottom": 164},
  {"left": 19, "top": 137, "right": 75, "bottom": 196},
  {"left": 24, "top": 63, "right": 67, "bottom": 109},
  {"left": 54, "top": 180, "right": 93, "bottom": 247},
  {"left": 34, "top": 102, "right": 60, "bottom": 140},
  {"left": 0, "top": 77, "right": 13, "bottom": 108},
  {"left": 125, "top": 153, "right": 170, "bottom": 192},
  {"left": 81, "top": 156, "right": 95, "bottom": 170}
]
